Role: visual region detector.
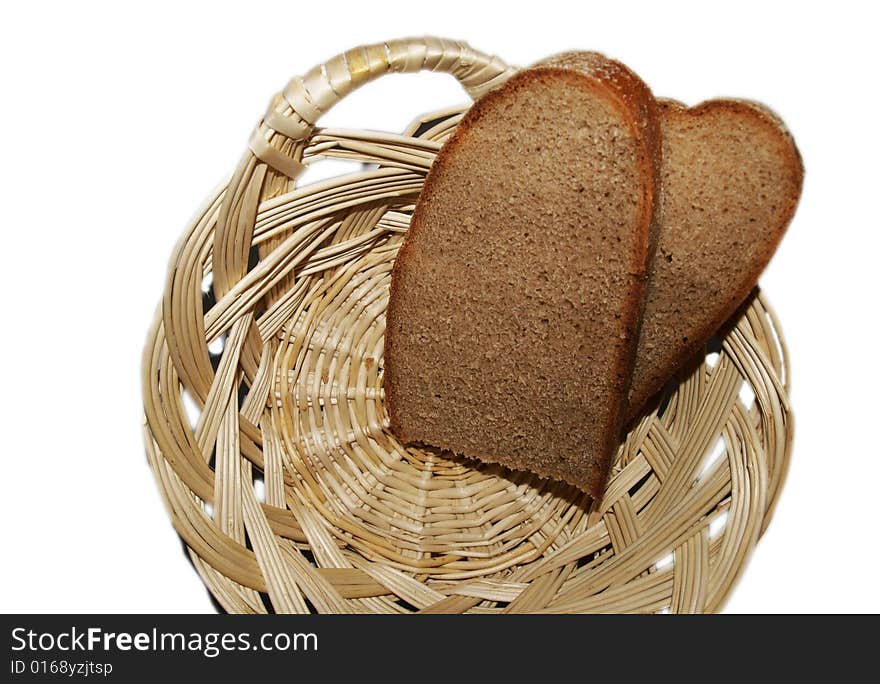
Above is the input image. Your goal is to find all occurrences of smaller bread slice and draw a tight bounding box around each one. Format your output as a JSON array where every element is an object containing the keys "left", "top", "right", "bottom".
[
  {"left": 626, "top": 99, "right": 803, "bottom": 420},
  {"left": 384, "top": 52, "right": 661, "bottom": 496}
]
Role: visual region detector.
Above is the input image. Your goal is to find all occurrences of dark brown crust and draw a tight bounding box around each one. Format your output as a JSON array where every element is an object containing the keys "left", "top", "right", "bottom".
[
  {"left": 624, "top": 98, "right": 803, "bottom": 421},
  {"left": 385, "top": 52, "right": 662, "bottom": 498}
]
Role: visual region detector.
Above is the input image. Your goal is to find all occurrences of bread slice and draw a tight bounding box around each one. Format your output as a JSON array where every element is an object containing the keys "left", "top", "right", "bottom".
[
  {"left": 384, "top": 52, "right": 661, "bottom": 497},
  {"left": 626, "top": 99, "right": 803, "bottom": 420}
]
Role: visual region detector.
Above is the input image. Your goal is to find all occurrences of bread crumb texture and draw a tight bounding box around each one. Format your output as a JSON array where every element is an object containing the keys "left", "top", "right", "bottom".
[
  {"left": 385, "top": 54, "right": 660, "bottom": 496},
  {"left": 627, "top": 99, "right": 803, "bottom": 418}
]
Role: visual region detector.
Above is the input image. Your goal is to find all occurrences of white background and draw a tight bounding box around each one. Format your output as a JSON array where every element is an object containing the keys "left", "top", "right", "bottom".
[{"left": 2, "top": 1, "right": 877, "bottom": 613}]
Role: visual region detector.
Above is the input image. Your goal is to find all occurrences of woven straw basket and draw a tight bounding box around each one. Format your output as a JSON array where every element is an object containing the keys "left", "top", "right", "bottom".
[{"left": 142, "top": 37, "right": 792, "bottom": 614}]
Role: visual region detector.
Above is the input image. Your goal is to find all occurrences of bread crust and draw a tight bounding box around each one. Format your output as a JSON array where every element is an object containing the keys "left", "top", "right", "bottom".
[
  {"left": 625, "top": 98, "right": 803, "bottom": 421},
  {"left": 385, "top": 53, "right": 661, "bottom": 497}
]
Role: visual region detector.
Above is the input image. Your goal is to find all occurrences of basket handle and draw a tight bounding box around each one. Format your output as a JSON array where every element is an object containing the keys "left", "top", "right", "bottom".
[{"left": 249, "top": 37, "right": 516, "bottom": 179}]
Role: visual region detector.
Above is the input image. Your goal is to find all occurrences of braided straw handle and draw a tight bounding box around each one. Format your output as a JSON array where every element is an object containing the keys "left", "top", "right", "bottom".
[
  {"left": 249, "top": 37, "right": 516, "bottom": 180},
  {"left": 202, "top": 37, "right": 516, "bottom": 308}
]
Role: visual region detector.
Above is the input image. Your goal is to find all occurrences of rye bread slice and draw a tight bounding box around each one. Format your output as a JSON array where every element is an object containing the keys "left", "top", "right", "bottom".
[
  {"left": 384, "top": 52, "right": 661, "bottom": 497},
  {"left": 626, "top": 99, "right": 803, "bottom": 420}
]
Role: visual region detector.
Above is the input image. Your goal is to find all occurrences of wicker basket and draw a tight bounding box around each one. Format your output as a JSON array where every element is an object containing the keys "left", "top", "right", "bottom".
[{"left": 142, "top": 37, "right": 792, "bottom": 614}]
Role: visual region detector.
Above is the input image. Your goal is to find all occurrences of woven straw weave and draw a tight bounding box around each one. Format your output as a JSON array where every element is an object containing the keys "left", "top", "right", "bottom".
[{"left": 142, "top": 37, "right": 792, "bottom": 614}]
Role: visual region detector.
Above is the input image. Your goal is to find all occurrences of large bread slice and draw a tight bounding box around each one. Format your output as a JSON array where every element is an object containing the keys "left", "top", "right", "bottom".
[
  {"left": 626, "top": 99, "right": 803, "bottom": 420},
  {"left": 384, "top": 52, "right": 661, "bottom": 496}
]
